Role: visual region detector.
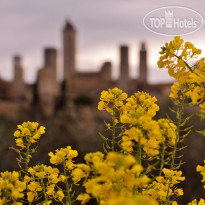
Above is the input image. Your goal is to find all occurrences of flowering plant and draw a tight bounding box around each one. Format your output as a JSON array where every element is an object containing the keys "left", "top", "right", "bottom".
[{"left": 1, "top": 36, "right": 205, "bottom": 205}]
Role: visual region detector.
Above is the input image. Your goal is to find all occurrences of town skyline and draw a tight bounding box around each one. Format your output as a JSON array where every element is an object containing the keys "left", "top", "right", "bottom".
[{"left": 1, "top": 0, "right": 205, "bottom": 84}]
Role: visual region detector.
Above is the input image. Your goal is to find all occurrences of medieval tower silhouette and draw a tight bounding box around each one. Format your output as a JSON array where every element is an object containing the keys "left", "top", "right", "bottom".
[
  {"left": 0, "top": 20, "right": 171, "bottom": 118},
  {"left": 63, "top": 21, "right": 76, "bottom": 83},
  {"left": 139, "top": 42, "right": 147, "bottom": 84}
]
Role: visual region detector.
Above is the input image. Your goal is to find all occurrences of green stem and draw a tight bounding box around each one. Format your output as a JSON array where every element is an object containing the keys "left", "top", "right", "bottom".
[
  {"left": 159, "top": 142, "right": 165, "bottom": 176},
  {"left": 25, "top": 139, "right": 32, "bottom": 205},
  {"left": 174, "top": 55, "right": 193, "bottom": 72},
  {"left": 112, "top": 106, "right": 116, "bottom": 151},
  {"left": 171, "top": 98, "right": 184, "bottom": 170},
  {"left": 25, "top": 138, "right": 31, "bottom": 173},
  {"left": 41, "top": 179, "right": 48, "bottom": 202},
  {"left": 5, "top": 189, "right": 8, "bottom": 205},
  {"left": 165, "top": 182, "right": 171, "bottom": 205},
  {"left": 137, "top": 134, "right": 141, "bottom": 165},
  {"left": 63, "top": 160, "right": 72, "bottom": 205}
]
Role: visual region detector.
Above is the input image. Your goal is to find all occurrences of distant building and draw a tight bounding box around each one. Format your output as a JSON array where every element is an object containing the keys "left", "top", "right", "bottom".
[{"left": 0, "top": 21, "right": 172, "bottom": 118}]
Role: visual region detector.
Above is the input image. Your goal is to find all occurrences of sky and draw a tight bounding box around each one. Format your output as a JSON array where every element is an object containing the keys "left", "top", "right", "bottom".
[{"left": 0, "top": 0, "right": 205, "bottom": 84}]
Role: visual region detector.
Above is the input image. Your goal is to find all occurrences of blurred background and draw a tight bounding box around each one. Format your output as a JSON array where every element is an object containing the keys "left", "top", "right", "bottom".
[{"left": 0, "top": 0, "right": 205, "bottom": 204}]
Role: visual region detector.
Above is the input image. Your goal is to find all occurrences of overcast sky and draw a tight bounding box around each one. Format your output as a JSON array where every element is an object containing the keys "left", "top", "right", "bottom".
[{"left": 1, "top": 0, "right": 205, "bottom": 84}]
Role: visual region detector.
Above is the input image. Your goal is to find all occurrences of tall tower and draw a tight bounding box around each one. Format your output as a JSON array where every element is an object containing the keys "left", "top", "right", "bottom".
[
  {"left": 13, "top": 55, "right": 25, "bottom": 100},
  {"left": 37, "top": 47, "right": 60, "bottom": 116},
  {"left": 139, "top": 42, "right": 148, "bottom": 84},
  {"left": 14, "top": 56, "right": 23, "bottom": 83},
  {"left": 63, "top": 21, "right": 76, "bottom": 81},
  {"left": 118, "top": 45, "right": 129, "bottom": 92},
  {"left": 44, "top": 48, "right": 57, "bottom": 71}
]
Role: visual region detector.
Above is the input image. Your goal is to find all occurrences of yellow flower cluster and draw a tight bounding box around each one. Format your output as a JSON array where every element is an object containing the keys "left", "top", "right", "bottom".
[
  {"left": 188, "top": 199, "right": 205, "bottom": 205},
  {"left": 98, "top": 89, "right": 177, "bottom": 157},
  {"left": 157, "top": 36, "right": 201, "bottom": 79},
  {"left": 158, "top": 119, "right": 177, "bottom": 146},
  {"left": 25, "top": 164, "right": 65, "bottom": 203},
  {"left": 143, "top": 168, "right": 185, "bottom": 203},
  {"left": 157, "top": 36, "right": 205, "bottom": 112},
  {"left": 196, "top": 161, "right": 205, "bottom": 189},
  {"left": 4, "top": 36, "right": 205, "bottom": 205},
  {"left": 0, "top": 171, "right": 26, "bottom": 204},
  {"left": 73, "top": 152, "right": 149, "bottom": 204},
  {"left": 14, "top": 121, "right": 45, "bottom": 149},
  {"left": 169, "top": 60, "right": 205, "bottom": 108},
  {"left": 120, "top": 92, "right": 159, "bottom": 125},
  {"left": 120, "top": 93, "right": 173, "bottom": 156},
  {"left": 48, "top": 146, "right": 78, "bottom": 169},
  {"left": 98, "top": 87, "right": 128, "bottom": 114},
  {"left": 121, "top": 121, "right": 164, "bottom": 157},
  {"left": 106, "top": 195, "right": 158, "bottom": 205}
]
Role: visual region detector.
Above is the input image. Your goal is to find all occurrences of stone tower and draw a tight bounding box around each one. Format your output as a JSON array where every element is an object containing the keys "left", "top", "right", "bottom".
[
  {"left": 13, "top": 56, "right": 25, "bottom": 100},
  {"left": 37, "top": 48, "right": 60, "bottom": 116},
  {"left": 14, "top": 56, "right": 23, "bottom": 83},
  {"left": 44, "top": 48, "right": 57, "bottom": 72},
  {"left": 101, "top": 61, "right": 112, "bottom": 89},
  {"left": 118, "top": 45, "right": 129, "bottom": 92},
  {"left": 63, "top": 21, "right": 76, "bottom": 81},
  {"left": 139, "top": 42, "right": 147, "bottom": 84}
]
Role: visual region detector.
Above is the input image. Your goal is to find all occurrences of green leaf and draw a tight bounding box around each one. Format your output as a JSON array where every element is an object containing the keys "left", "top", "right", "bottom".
[
  {"left": 176, "top": 108, "right": 180, "bottom": 120},
  {"left": 98, "top": 132, "right": 108, "bottom": 141},
  {"left": 104, "top": 120, "right": 108, "bottom": 126},
  {"left": 176, "top": 146, "right": 187, "bottom": 151},
  {"left": 103, "top": 143, "right": 108, "bottom": 153},
  {"left": 181, "top": 126, "right": 193, "bottom": 132},
  {"left": 180, "top": 114, "right": 193, "bottom": 126},
  {"left": 115, "top": 133, "right": 123, "bottom": 139},
  {"left": 168, "top": 106, "right": 176, "bottom": 113},
  {"left": 180, "top": 130, "right": 191, "bottom": 140},
  {"left": 105, "top": 140, "right": 111, "bottom": 149},
  {"left": 197, "top": 113, "right": 205, "bottom": 120},
  {"left": 196, "top": 130, "right": 205, "bottom": 136}
]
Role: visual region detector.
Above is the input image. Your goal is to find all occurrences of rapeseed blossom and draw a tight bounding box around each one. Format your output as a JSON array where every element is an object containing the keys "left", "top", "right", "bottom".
[
  {"left": 106, "top": 194, "right": 158, "bottom": 205},
  {"left": 14, "top": 121, "right": 45, "bottom": 149},
  {"left": 48, "top": 146, "right": 78, "bottom": 169},
  {"left": 99, "top": 89, "right": 177, "bottom": 158},
  {"left": 143, "top": 168, "right": 185, "bottom": 203},
  {"left": 0, "top": 171, "right": 26, "bottom": 204},
  {"left": 188, "top": 199, "right": 205, "bottom": 205},
  {"left": 25, "top": 164, "right": 64, "bottom": 203},
  {"left": 157, "top": 36, "right": 205, "bottom": 113},
  {"left": 98, "top": 87, "right": 128, "bottom": 114},
  {"left": 4, "top": 36, "right": 205, "bottom": 205},
  {"left": 73, "top": 152, "right": 150, "bottom": 204}
]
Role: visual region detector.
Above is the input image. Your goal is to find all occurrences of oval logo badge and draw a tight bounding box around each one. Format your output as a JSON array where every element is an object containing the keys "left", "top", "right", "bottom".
[{"left": 143, "top": 6, "right": 204, "bottom": 36}]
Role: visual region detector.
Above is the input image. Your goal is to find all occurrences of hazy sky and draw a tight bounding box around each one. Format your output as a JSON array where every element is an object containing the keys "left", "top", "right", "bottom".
[{"left": 1, "top": 0, "right": 205, "bottom": 84}]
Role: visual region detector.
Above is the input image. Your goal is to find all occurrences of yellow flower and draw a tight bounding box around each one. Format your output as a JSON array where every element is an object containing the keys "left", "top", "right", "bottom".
[
  {"left": 56, "top": 190, "right": 64, "bottom": 202},
  {"left": 48, "top": 146, "right": 78, "bottom": 166},
  {"left": 72, "top": 168, "right": 86, "bottom": 184},
  {"left": 43, "top": 200, "right": 52, "bottom": 205},
  {"left": 28, "top": 181, "right": 42, "bottom": 192},
  {"left": 0, "top": 171, "right": 26, "bottom": 203},
  {"left": 27, "top": 191, "right": 35, "bottom": 202},
  {"left": 13, "top": 122, "right": 46, "bottom": 149},
  {"left": 14, "top": 130, "right": 21, "bottom": 137},
  {"left": 36, "top": 172, "right": 46, "bottom": 179},
  {"left": 46, "top": 184, "right": 55, "bottom": 195},
  {"left": 175, "top": 188, "right": 183, "bottom": 196},
  {"left": 15, "top": 138, "right": 25, "bottom": 149},
  {"left": 77, "top": 193, "right": 91, "bottom": 204}
]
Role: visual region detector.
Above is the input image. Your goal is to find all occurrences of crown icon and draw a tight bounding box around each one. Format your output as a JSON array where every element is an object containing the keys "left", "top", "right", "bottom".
[
  {"left": 165, "top": 10, "right": 173, "bottom": 28},
  {"left": 165, "top": 10, "right": 173, "bottom": 18}
]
